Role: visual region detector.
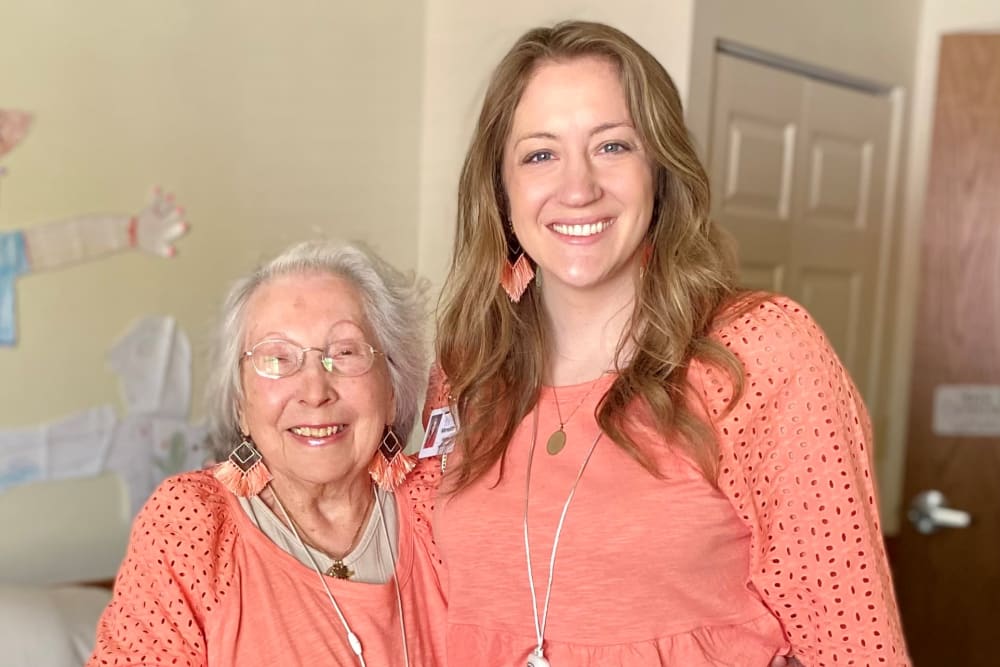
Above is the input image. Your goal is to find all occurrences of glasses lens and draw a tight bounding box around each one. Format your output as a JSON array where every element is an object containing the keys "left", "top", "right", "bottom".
[
  {"left": 325, "top": 339, "right": 374, "bottom": 376},
  {"left": 251, "top": 341, "right": 301, "bottom": 378}
]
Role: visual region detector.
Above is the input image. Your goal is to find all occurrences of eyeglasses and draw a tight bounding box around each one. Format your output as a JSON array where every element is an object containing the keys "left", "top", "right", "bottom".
[{"left": 243, "top": 338, "right": 384, "bottom": 379}]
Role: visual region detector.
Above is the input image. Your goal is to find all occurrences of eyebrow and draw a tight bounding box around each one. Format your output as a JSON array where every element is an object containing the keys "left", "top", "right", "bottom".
[{"left": 511, "top": 121, "right": 635, "bottom": 147}]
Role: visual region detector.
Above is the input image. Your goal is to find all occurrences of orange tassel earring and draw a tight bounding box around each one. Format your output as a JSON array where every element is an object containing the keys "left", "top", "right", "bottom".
[
  {"left": 500, "top": 230, "right": 534, "bottom": 302},
  {"left": 213, "top": 437, "right": 272, "bottom": 497},
  {"left": 369, "top": 426, "right": 416, "bottom": 491}
]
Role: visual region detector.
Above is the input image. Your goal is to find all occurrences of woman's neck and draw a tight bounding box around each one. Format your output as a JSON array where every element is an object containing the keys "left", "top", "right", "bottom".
[
  {"left": 261, "top": 473, "right": 375, "bottom": 556},
  {"left": 539, "top": 272, "right": 637, "bottom": 386}
]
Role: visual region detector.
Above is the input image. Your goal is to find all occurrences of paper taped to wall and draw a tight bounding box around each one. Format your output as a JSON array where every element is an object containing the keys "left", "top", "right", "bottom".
[{"left": 0, "top": 316, "right": 207, "bottom": 513}]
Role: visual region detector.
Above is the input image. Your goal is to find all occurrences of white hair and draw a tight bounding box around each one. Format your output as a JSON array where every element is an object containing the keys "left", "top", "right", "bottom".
[{"left": 205, "top": 239, "right": 428, "bottom": 459}]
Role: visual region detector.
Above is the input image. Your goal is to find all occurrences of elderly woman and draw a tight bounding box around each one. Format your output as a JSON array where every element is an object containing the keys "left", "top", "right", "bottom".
[{"left": 89, "top": 240, "right": 446, "bottom": 666}]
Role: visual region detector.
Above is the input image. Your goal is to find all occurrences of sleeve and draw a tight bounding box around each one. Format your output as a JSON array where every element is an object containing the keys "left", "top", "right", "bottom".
[
  {"left": 401, "top": 457, "right": 447, "bottom": 590},
  {"left": 0, "top": 231, "right": 29, "bottom": 345},
  {"left": 707, "top": 298, "right": 909, "bottom": 666},
  {"left": 88, "top": 474, "right": 234, "bottom": 667}
]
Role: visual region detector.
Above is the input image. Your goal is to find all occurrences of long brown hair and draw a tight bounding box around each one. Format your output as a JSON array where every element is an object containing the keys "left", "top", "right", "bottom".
[{"left": 436, "top": 20, "right": 747, "bottom": 490}]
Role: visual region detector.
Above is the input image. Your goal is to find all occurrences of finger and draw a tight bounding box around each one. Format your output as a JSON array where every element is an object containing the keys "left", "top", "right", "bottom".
[
  {"left": 161, "top": 220, "right": 189, "bottom": 243},
  {"left": 768, "top": 658, "right": 788, "bottom": 667}
]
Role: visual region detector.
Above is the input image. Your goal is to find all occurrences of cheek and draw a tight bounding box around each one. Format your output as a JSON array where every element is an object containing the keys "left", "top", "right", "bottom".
[{"left": 242, "top": 381, "right": 290, "bottom": 428}]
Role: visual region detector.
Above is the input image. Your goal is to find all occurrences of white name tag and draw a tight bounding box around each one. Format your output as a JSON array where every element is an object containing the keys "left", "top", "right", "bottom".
[{"left": 419, "top": 407, "right": 457, "bottom": 458}]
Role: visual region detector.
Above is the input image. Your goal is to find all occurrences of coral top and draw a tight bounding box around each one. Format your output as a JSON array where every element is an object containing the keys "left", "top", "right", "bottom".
[
  {"left": 88, "top": 466, "right": 446, "bottom": 667},
  {"left": 431, "top": 297, "right": 909, "bottom": 666}
]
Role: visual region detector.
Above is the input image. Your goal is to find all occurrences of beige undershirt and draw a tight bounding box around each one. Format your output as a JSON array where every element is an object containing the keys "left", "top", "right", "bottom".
[{"left": 239, "top": 487, "right": 399, "bottom": 584}]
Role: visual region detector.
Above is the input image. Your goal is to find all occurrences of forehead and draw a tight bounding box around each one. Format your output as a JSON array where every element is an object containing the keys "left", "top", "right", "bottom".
[
  {"left": 244, "top": 271, "right": 372, "bottom": 341},
  {"left": 510, "top": 56, "right": 629, "bottom": 131}
]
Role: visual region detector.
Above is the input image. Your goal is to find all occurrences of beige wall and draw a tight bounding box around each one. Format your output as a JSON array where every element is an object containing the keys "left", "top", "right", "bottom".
[
  {"left": 416, "top": 0, "right": 696, "bottom": 289},
  {"left": 0, "top": 1, "right": 425, "bottom": 427}
]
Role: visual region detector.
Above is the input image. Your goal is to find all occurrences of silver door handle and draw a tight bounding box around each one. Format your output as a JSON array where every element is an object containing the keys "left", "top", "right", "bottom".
[{"left": 907, "top": 490, "right": 972, "bottom": 534}]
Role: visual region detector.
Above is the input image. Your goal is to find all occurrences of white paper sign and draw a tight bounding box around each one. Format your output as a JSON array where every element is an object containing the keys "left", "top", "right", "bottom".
[{"left": 933, "top": 385, "right": 1000, "bottom": 437}]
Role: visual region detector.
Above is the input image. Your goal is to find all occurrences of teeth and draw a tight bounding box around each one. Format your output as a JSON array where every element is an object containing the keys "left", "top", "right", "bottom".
[
  {"left": 291, "top": 425, "right": 342, "bottom": 437},
  {"left": 551, "top": 219, "right": 614, "bottom": 237}
]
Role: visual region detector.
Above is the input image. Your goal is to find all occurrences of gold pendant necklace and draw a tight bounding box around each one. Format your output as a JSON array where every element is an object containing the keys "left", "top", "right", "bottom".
[
  {"left": 325, "top": 560, "right": 355, "bottom": 579},
  {"left": 271, "top": 485, "right": 410, "bottom": 667},
  {"left": 318, "top": 491, "right": 374, "bottom": 580},
  {"left": 546, "top": 374, "right": 607, "bottom": 455}
]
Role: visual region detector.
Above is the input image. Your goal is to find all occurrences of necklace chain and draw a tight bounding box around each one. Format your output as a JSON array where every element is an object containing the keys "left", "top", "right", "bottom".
[
  {"left": 546, "top": 373, "right": 608, "bottom": 456},
  {"left": 271, "top": 485, "right": 410, "bottom": 667},
  {"left": 524, "top": 406, "right": 602, "bottom": 663}
]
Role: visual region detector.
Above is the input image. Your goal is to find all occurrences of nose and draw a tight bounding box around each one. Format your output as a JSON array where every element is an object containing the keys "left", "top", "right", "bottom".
[
  {"left": 297, "top": 349, "right": 336, "bottom": 406},
  {"left": 558, "top": 152, "right": 602, "bottom": 206}
]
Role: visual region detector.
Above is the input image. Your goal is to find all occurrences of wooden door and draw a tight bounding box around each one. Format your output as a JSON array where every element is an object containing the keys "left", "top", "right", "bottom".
[
  {"left": 888, "top": 33, "right": 1000, "bottom": 666},
  {"left": 709, "top": 52, "right": 893, "bottom": 418}
]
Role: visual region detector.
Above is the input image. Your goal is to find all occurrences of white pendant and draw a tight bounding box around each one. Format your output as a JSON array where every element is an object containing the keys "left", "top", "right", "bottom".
[{"left": 526, "top": 650, "right": 551, "bottom": 667}]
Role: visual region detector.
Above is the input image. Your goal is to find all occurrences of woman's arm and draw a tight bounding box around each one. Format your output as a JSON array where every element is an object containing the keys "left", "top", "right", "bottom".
[
  {"left": 22, "top": 188, "right": 187, "bottom": 271},
  {"left": 88, "top": 473, "right": 230, "bottom": 667},
  {"left": 709, "top": 297, "right": 909, "bottom": 666}
]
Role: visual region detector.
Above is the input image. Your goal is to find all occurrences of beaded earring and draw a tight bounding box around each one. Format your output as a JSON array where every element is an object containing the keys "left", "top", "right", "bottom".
[
  {"left": 213, "top": 436, "right": 272, "bottom": 497},
  {"left": 501, "top": 230, "right": 534, "bottom": 303},
  {"left": 369, "top": 426, "right": 416, "bottom": 491}
]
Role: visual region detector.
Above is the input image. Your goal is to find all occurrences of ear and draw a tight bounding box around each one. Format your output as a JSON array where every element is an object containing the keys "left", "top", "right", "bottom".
[{"left": 236, "top": 404, "right": 250, "bottom": 437}]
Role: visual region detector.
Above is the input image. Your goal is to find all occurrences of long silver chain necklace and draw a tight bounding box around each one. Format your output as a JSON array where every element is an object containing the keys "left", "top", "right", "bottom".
[
  {"left": 272, "top": 485, "right": 410, "bottom": 667},
  {"left": 524, "top": 406, "right": 603, "bottom": 667}
]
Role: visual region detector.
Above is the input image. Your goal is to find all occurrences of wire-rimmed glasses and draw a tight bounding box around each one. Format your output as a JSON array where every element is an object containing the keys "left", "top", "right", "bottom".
[{"left": 243, "top": 338, "right": 383, "bottom": 379}]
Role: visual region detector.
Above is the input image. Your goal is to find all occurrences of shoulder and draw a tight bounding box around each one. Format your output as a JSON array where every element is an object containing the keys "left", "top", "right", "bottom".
[
  {"left": 711, "top": 293, "right": 829, "bottom": 356},
  {"left": 701, "top": 294, "right": 841, "bottom": 394},
  {"left": 130, "top": 469, "right": 237, "bottom": 555},
  {"left": 142, "top": 468, "right": 231, "bottom": 516}
]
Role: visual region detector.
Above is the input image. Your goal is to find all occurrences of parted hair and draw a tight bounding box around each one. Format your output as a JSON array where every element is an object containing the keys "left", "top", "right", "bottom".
[
  {"left": 436, "top": 20, "right": 748, "bottom": 489},
  {"left": 206, "top": 239, "right": 427, "bottom": 461}
]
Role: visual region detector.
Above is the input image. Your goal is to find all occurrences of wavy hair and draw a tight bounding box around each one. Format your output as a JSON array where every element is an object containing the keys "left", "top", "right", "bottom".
[
  {"left": 206, "top": 239, "right": 428, "bottom": 460},
  {"left": 436, "top": 20, "right": 749, "bottom": 489}
]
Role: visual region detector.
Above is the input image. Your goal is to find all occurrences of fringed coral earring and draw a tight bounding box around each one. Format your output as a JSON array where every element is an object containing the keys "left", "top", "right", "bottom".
[
  {"left": 213, "top": 436, "right": 272, "bottom": 497},
  {"left": 500, "top": 231, "right": 534, "bottom": 303},
  {"left": 369, "top": 426, "right": 416, "bottom": 491}
]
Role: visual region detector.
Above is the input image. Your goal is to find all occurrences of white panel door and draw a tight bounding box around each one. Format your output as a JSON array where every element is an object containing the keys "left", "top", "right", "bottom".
[{"left": 708, "top": 53, "right": 892, "bottom": 407}]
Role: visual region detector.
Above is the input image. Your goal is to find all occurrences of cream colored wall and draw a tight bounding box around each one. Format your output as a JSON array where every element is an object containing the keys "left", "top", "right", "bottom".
[
  {"left": 416, "top": 0, "right": 696, "bottom": 289},
  {"left": 883, "top": 0, "right": 1000, "bottom": 531},
  {"left": 0, "top": 1, "right": 425, "bottom": 428}
]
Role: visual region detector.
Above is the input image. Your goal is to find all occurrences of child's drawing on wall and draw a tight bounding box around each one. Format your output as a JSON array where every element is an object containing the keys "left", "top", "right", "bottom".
[{"left": 0, "top": 108, "right": 189, "bottom": 345}]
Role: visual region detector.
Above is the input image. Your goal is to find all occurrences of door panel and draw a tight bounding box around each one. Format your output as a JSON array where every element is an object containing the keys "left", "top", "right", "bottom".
[
  {"left": 889, "top": 33, "right": 1000, "bottom": 666},
  {"left": 710, "top": 54, "right": 799, "bottom": 294},
  {"left": 789, "top": 76, "right": 890, "bottom": 388}
]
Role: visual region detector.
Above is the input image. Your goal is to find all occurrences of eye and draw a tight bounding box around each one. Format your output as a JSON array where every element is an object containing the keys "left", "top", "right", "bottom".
[
  {"left": 524, "top": 150, "right": 554, "bottom": 164},
  {"left": 598, "top": 141, "right": 630, "bottom": 154},
  {"left": 330, "top": 340, "right": 363, "bottom": 357}
]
